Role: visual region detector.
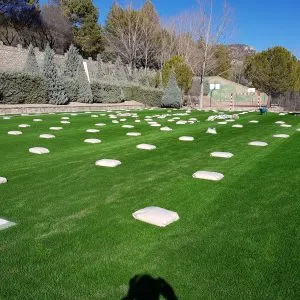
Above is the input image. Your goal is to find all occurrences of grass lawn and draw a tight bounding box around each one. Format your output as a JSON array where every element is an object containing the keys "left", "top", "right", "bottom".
[{"left": 0, "top": 109, "right": 300, "bottom": 299}]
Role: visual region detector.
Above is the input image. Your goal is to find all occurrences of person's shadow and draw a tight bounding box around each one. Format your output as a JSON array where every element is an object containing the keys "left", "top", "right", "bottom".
[{"left": 122, "top": 274, "right": 178, "bottom": 300}]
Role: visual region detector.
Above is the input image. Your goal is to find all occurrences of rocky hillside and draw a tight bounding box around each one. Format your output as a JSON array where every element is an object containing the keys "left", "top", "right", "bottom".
[{"left": 228, "top": 44, "right": 256, "bottom": 62}]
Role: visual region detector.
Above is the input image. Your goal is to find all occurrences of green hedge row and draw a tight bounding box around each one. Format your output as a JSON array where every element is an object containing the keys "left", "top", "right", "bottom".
[
  {"left": 0, "top": 71, "right": 163, "bottom": 106},
  {"left": 91, "top": 81, "right": 163, "bottom": 106},
  {"left": 0, "top": 72, "right": 47, "bottom": 104}
]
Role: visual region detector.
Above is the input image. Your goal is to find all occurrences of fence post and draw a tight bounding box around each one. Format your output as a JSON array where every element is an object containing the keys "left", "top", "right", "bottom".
[{"left": 230, "top": 93, "right": 233, "bottom": 111}]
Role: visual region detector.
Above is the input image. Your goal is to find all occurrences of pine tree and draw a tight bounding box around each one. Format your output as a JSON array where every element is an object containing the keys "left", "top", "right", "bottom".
[
  {"left": 63, "top": 44, "right": 79, "bottom": 78},
  {"left": 76, "top": 56, "right": 93, "bottom": 103},
  {"left": 24, "top": 44, "right": 39, "bottom": 76},
  {"left": 114, "top": 56, "right": 127, "bottom": 82},
  {"left": 42, "top": 44, "right": 69, "bottom": 105},
  {"left": 96, "top": 53, "right": 106, "bottom": 80},
  {"left": 161, "top": 69, "right": 182, "bottom": 108}
]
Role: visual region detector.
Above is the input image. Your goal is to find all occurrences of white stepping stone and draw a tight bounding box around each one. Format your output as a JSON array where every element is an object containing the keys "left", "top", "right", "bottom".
[
  {"left": 40, "top": 134, "right": 55, "bottom": 139},
  {"left": 86, "top": 129, "right": 100, "bottom": 133},
  {"left": 29, "top": 147, "right": 50, "bottom": 154},
  {"left": 112, "top": 120, "right": 119, "bottom": 124},
  {"left": 50, "top": 127, "right": 63, "bottom": 130},
  {"left": 70, "top": 113, "right": 78, "bottom": 116},
  {"left": 61, "top": 117, "right": 70, "bottom": 120},
  {"left": 120, "top": 118, "right": 127, "bottom": 122},
  {"left": 95, "top": 123, "right": 106, "bottom": 127},
  {"left": 91, "top": 115, "right": 98, "bottom": 118},
  {"left": 206, "top": 128, "right": 217, "bottom": 134},
  {"left": 150, "top": 124, "right": 161, "bottom": 127},
  {"left": 0, "top": 177, "right": 8, "bottom": 184},
  {"left": 226, "top": 119, "right": 235, "bottom": 122},
  {"left": 192, "top": 171, "right": 224, "bottom": 181},
  {"left": 3, "top": 116, "right": 11, "bottom": 120},
  {"left": 280, "top": 124, "right": 292, "bottom": 128},
  {"left": 132, "top": 206, "right": 179, "bottom": 227},
  {"left": 33, "top": 119, "right": 42, "bottom": 122},
  {"left": 232, "top": 124, "right": 243, "bottom": 128},
  {"left": 275, "top": 121, "right": 285, "bottom": 124},
  {"left": 249, "top": 120, "right": 259, "bottom": 123},
  {"left": 18, "top": 124, "right": 30, "bottom": 128},
  {"left": 126, "top": 132, "right": 141, "bottom": 136},
  {"left": 95, "top": 159, "right": 121, "bottom": 168},
  {"left": 179, "top": 136, "right": 194, "bottom": 142},
  {"left": 210, "top": 152, "right": 233, "bottom": 158},
  {"left": 189, "top": 118, "right": 197, "bottom": 121},
  {"left": 84, "top": 138, "right": 101, "bottom": 144},
  {"left": 160, "top": 127, "right": 172, "bottom": 131},
  {"left": 135, "top": 120, "right": 141, "bottom": 123},
  {"left": 8, "top": 131, "right": 22, "bottom": 135},
  {"left": 122, "top": 125, "right": 134, "bottom": 129},
  {"left": 248, "top": 141, "right": 268, "bottom": 147},
  {"left": 273, "top": 134, "right": 290, "bottom": 138},
  {"left": 136, "top": 144, "right": 156, "bottom": 150},
  {"left": 60, "top": 121, "right": 70, "bottom": 124},
  {"left": 0, "top": 218, "right": 15, "bottom": 230},
  {"left": 176, "top": 121, "right": 187, "bottom": 125},
  {"left": 217, "top": 121, "right": 227, "bottom": 125},
  {"left": 297, "top": 128, "right": 300, "bottom": 132},
  {"left": 279, "top": 113, "right": 287, "bottom": 116}
]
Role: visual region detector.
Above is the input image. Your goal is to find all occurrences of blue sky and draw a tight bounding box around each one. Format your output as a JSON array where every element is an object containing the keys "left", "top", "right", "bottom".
[{"left": 41, "top": 0, "right": 300, "bottom": 57}]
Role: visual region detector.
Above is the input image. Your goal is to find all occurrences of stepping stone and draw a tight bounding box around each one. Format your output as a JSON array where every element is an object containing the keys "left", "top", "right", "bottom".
[
  {"left": 232, "top": 124, "right": 243, "bottom": 128},
  {"left": 0, "top": 177, "right": 7, "bottom": 184},
  {"left": 61, "top": 117, "right": 70, "bottom": 120},
  {"left": 273, "top": 134, "right": 290, "bottom": 138},
  {"left": 33, "top": 119, "right": 42, "bottom": 122},
  {"left": 279, "top": 113, "right": 287, "bottom": 116},
  {"left": 18, "top": 124, "right": 30, "bottom": 128},
  {"left": 160, "top": 127, "right": 172, "bottom": 131},
  {"left": 297, "top": 128, "right": 300, "bottom": 132},
  {"left": 29, "top": 147, "right": 50, "bottom": 154},
  {"left": 8, "top": 131, "right": 22, "bottom": 135},
  {"left": 135, "top": 120, "right": 141, "bottom": 123},
  {"left": 210, "top": 152, "right": 233, "bottom": 158},
  {"left": 280, "top": 124, "right": 292, "bottom": 128},
  {"left": 84, "top": 138, "right": 101, "bottom": 144},
  {"left": 95, "top": 159, "right": 121, "bottom": 167},
  {"left": 179, "top": 136, "right": 194, "bottom": 141},
  {"left": 50, "top": 127, "right": 63, "bottom": 130},
  {"left": 226, "top": 119, "right": 235, "bottom": 122},
  {"left": 122, "top": 125, "right": 134, "bottom": 129},
  {"left": 136, "top": 144, "right": 156, "bottom": 150},
  {"left": 91, "top": 115, "right": 98, "bottom": 118},
  {"left": 3, "top": 116, "right": 11, "bottom": 120},
  {"left": 86, "top": 129, "right": 100, "bottom": 133},
  {"left": 206, "top": 128, "right": 217, "bottom": 134},
  {"left": 189, "top": 118, "right": 197, "bottom": 121},
  {"left": 126, "top": 132, "right": 141, "bottom": 136},
  {"left": 217, "top": 121, "right": 227, "bottom": 125},
  {"left": 176, "top": 121, "right": 187, "bottom": 125},
  {"left": 95, "top": 123, "right": 106, "bottom": 127},
  {"left": 0, "top": 218, "right": 15, "bottom": 230},
  {"left": 61, "top": 121, "right": 70, "bottom": 124},
  {"left": 132, "top": 206, "right": 179, "bottom": 227},
  {"left": 248, "top": 141, "right": 268, "bottom": 147},
  {"left": 112, "top": 120, "right": 119, "bottom": 124},
  {"left": 120, "top": 118, "right": 127, "bottom": 122},
  {"left": 70, "top": 113, "right": 78, "bottom": 116},
  {"left": 150, "top": 123, "right": 161, "bottom": 127},
  {"left": 192, "top": 171, "right": 224, "bottom": 181},
  {"left": 275, "top": 121, "right": 285, "bottom": 124},
  {"left": 249, "top": 120, "right": 259, "bottom": 123},
  {"left": 40, "top": 134, "right": 55, "bottom": 139}
]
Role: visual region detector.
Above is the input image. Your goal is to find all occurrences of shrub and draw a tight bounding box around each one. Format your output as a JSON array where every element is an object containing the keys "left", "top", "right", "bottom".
[
  {"left": 91, "top": 81, "right": 125, "bottom": 103},
  {"left": 23, "top": 44, "right": 39, "bottom": 76},
  {"left": 43, "top": 44, "right": 69, "bottom": 105},
  {"left": 161, "top": 69, "right": 182, "bottom": 108},
  {"left": 129, "top": 84, "right": 163, "bottom": 106},
  {"left": 0, "top": 72, "right": 47, "bottom": 104},
  {"left": 162, "top": 55, "right": 193, "bottom": 93},
  {"left": 114, "top": 56, "right": 128, "bottom": 82},
  {"left": 64, "top": 78, "right": 78, "bottom": 102},
  {"left": 76, "top": 56, "right": 93, "bottom": 103}
]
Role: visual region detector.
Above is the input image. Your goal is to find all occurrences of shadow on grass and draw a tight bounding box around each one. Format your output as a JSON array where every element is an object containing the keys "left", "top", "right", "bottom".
[{"left": 122, "top": 274, "right": 178, "bottom": 300}]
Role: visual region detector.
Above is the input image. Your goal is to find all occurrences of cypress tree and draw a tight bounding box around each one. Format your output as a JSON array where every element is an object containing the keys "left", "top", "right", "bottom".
[
  {"left": 24, "top": 44, "right": 39, "bottom": 76},
  {"left": 161, "top": 69, "right": 182, "bottom": 108},
  {"left": 63, "top": 44, "right": 79, "bottom": 78},
  {"left": 76, "top": 56, "right": 93, "bottom": 103},
  {"left": 42, "top": 44, "right": 69, "bottom": 105}
]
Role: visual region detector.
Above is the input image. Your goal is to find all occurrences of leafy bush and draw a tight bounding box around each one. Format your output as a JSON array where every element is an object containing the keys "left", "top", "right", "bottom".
[
  {"left": 129, "top": 84, "right": 163, "bottom": 106},
  {"left": 0, "top": 72, "right": 47, "bottom": 104},
  {"left": 162, "top": 55, "right": 193, "bottom": 93},
  {"left": 161, "top": 70, "right": 182, "bottom": 108}
]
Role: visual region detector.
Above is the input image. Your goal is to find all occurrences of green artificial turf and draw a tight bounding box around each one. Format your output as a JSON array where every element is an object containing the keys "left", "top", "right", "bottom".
[{"left": 0, "top": 109, "right": 300, "bottom": 299}]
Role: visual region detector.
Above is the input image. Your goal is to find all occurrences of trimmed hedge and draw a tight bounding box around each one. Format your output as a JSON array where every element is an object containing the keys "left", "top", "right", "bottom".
[
  {"left": 0, "top": 72, "right": 47, "bottom": 104},
  {"left": 91, "top": 81, "right": 163, "bottom": 106}
]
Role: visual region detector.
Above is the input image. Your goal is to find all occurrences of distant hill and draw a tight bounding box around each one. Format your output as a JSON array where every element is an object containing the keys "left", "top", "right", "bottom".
[{"left": 228, "top": 44, "right": 256, "bottom": 62}]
